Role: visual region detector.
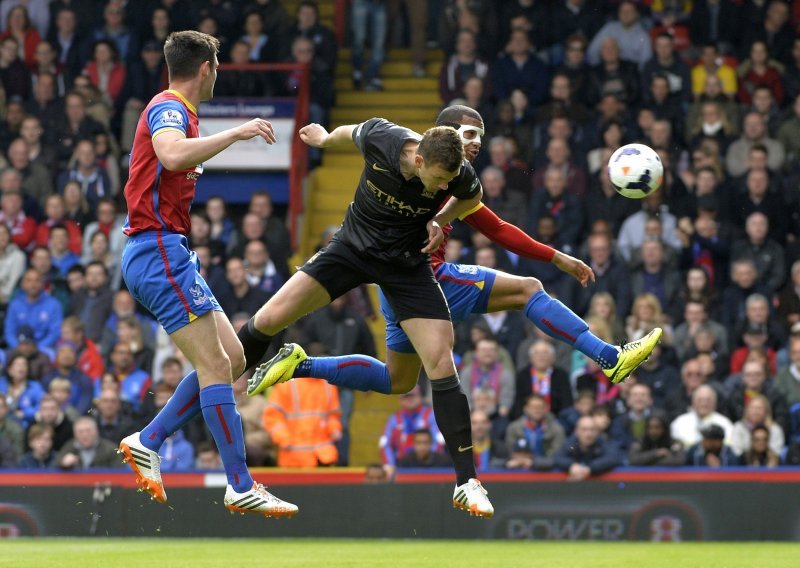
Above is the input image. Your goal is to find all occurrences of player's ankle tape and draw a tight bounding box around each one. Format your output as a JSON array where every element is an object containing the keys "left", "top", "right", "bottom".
[{"left": 430, "top": 374, "right": 460, "bottom": 391}]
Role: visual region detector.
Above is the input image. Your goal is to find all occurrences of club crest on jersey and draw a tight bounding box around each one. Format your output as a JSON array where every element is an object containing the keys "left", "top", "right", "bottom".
[
  {"left": 159, "top": 109, "right": 184, "bottom": 128},
  {"left": 189, "top": 284, "right": 208, "bottom": 306}
]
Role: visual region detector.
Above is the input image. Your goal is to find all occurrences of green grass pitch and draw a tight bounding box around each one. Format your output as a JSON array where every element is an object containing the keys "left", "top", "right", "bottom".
[{"left": 1, "top": 539, "right": 799, "bottom": 568}]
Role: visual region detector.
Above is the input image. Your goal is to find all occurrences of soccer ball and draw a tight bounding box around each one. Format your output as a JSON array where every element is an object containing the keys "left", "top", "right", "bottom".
[{"left": 607, "top": 143, "right": 664, "bottom": 199}]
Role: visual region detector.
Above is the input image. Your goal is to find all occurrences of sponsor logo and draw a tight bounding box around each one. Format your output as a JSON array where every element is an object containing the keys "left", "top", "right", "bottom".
[
  {"left": 372, "top": 162, "right": 390, "bottom": 173},
  {"left": 454, "top": 264, "right": 479, "bottom": 275},
  {"left": 494, "top": 499, "right": 704, "bottom": 541},
  {"left": 186, "top": 163, "right": 204, "bottom": 181},
  {"left": 505, "top": 517, "right": 626, "bottom": 540},
  {"left": 649, "top": 515, "right": 683, "bottom": 542},
  {"left": 366, "top": 180, "right": 431, "bottom": 217},
  {"left": 0, "top": 504, "right": 40, "bottom": 537},
  {"left": 457, "top": 445, "right": 473, "bottom": 452}
]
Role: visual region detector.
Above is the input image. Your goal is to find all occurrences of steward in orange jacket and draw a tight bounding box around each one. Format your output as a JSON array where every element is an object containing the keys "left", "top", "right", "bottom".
[{"left": 262, "top": 378, "right": 341, "bottom": 467}]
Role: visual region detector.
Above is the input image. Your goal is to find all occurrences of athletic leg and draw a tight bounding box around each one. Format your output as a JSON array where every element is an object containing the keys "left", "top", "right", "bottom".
[
  {"left": 385, "top": 349, "right": 424, "bottom": 394},
  {"left": 486, "top": 271, "right": 620, "bottom": 369},
  {"left": 292, "top": 286, "right": 418, "bottom": 394},
  {"left": 246, "top": 242, "right": 389, "bottom": 395},
  {"left": 168, "top": 313, "right": 252, "bottom": 491},
  {"left": 402, "top": 318, "right": 476, "bottom": 477},
  {"left": 140, "top": 311, "right": 245, "bottom": 451},
  {"left": 401, "top": 316, "right": 492, "bottom": 516},
  {"left": 237, "top": 270, "right": 332, "bottom": 372}
]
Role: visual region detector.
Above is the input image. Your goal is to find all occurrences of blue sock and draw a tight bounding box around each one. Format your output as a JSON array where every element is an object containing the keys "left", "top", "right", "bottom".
[
  {"left": 293, "top": 355, "right": 392, "bottom": 394},
  {"left": 139, "top": 371, "right": 201, "bottom": 451},
  {"left": 199, "top": 384, "right": 253, "bottom": 492},
  {"left": 525, "top": 290, "right": 619, "bottom": 369}
]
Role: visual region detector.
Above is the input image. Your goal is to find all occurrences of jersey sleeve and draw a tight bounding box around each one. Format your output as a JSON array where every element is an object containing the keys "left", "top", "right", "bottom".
[
  {"left": 449, "top": 160, "right": 482, "bottom": 201},
  {"left": 352, "top": 117, "right": 417, "bottom": 171},
  {"left": 463, "top": 204, "right": 556, "bottom": 262},
  {"left": 146, "top": 100, "right": 189, "bottom": 140}
]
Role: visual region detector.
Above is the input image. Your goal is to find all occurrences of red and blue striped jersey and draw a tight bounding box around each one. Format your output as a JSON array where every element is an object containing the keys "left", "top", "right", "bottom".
[
  {"left": 123, "top": 90, "right": 203, "bottom": 236},
  {"left": 378, "top": 406, "right": 444, "bottom": 466}
]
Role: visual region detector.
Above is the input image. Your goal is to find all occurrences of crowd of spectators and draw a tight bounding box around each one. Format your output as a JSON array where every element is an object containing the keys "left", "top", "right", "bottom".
[
  {"left": 0, "top": 0, "right": 339, "bottom": 471},
  {"left": 376, "top": 0, "right": 800, "bottom": 475},
  {"left": 3, "top": 0, "right": 800, "bottom": 477}
]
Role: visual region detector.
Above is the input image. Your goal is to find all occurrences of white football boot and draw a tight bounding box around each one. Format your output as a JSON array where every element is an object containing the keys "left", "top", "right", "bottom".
[
  {"left": 224, "top": 482, "right": 299, "bottom": 518},
  {"left": 118, "top": 432, "right": 166, "bottom": 503},
  {"left": 452, "top": 478, "right": 494, "bottom": 518}
]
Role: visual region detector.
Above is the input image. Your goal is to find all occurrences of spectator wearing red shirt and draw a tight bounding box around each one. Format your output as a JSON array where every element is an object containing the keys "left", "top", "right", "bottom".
[
  {"left": 59, "top": 315, "right": 104, "bottom": 383},
  {"left": 0, "top": 5, "right": 42, "bottom": 68},
  {"left": 0, "top": 183, "right": 35, "bottom": 251},
  {"left": 35, "top": 194, "right": 82, "bottom": 254},
  {"left": 83, "top": 39, "right": 126, "bottom": 107},
  {"left": 738, "top": 41, "right": 785, "bottom": 106}
]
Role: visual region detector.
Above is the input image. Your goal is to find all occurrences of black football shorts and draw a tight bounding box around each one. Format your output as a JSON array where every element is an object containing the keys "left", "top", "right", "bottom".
[{"left": 300, "top": 238, "right": 451, "bottom": 323}]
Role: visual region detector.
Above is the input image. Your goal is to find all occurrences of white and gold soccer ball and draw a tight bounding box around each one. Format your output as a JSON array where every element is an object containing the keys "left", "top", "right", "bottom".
[{"left": 607, "top": 143, "right": 664, "bottom": 199}]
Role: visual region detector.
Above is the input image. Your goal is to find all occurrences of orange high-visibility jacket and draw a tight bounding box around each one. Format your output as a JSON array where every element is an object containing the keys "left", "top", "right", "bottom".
[{"left": 262, "top": 378, "right": 341, "bottom": 467}]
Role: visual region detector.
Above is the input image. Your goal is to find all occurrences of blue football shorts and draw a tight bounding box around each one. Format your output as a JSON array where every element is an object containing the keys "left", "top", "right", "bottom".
[
  {"left": 380, "top": 262, "right": 497, "bottom": 354},
  {"left": 121, "top": 231, "right": 222, "bottom": 334}
]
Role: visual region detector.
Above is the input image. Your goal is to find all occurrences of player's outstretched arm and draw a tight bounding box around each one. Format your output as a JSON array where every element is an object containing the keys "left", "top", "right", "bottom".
[
  {"left": 153, "top": 118, "right": 276, "bottom": 171},
  {"left": 299, "top": 123, "right": 357, "bottom": 148},
  {"left": 463, "top": 204, "right": 556, "bottom": 262},
  {"left": 464, "top": 204, "right": 595, "bottom": 288}
]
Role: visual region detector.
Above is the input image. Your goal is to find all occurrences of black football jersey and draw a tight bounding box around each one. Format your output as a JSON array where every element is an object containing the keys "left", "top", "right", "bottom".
[{"left": 335, "top": 118, "right": 482, "bottom": 266}]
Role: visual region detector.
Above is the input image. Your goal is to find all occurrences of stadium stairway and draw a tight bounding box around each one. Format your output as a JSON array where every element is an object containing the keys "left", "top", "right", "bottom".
[{"left": 298, "top": 45, "right": 444, "bottom": 466}]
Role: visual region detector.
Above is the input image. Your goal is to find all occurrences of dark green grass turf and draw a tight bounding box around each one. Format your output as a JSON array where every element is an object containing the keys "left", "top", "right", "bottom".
[{"left": 1, "top": 539, "right": 799, "bottom": 568}]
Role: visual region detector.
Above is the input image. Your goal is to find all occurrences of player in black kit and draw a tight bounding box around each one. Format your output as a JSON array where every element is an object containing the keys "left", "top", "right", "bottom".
[{"left": 236, "top": 118, "right": 495, "bottom": 517}]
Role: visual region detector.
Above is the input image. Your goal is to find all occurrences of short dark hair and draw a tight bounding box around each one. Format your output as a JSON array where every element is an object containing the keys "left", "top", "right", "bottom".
[
  {"left": 67, "top": 264, "right": 85, "bottom": 277},
  {"left": 164, "top": 31, "right": 219, "bottom": 81},
  {"left": 751, "top": 424, "right": 770, "bottom": 438},
  {"left": 92, "top": 39, "right": 119, "bottom": 62},
  {"left": 590, "top": 404, "right": 612, "bottom": 419},
  {"left": 436, "top": 105, "right": 483, "bottom": 129},
  {"left": 412, "top": 428, "right": 433, "bottom": 439},
  {"left": 298, "top": 1, "right": 319, "bottom": 16},
  {"left": 86, "top": 260, "right": 109, "bottom": 278},
  {"left": 49, "top": 224, "right": 68, "bottom": 238},
  {"left": 417, "top": 126, "right": 464, "bottom": 172}
]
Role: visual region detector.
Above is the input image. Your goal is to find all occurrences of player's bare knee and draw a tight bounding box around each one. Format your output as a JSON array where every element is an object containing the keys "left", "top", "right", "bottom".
[
  {"left": 198, "top": 354, "right": 234, "bottom": 382},
  {"left": 424, "top": 351, "right": 457, "bottom": 380},
  {"left": 523, "top": 277, "right": 543, "bottom": 298}
]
